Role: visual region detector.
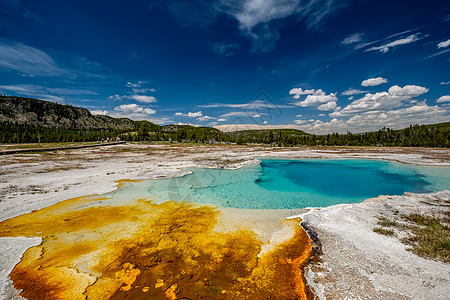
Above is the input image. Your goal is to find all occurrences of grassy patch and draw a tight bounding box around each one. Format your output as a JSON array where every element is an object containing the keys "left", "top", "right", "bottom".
[
  {"left": 373, "top": 227, "right": 395, "bottom": 236},
  {"left": 373, "top": 212, "right": 449, "bottom": 262},
  {"left": 376, "top": 216, "right": 399, "bottom": 227},
  {"left": 402, "top": 214, "right": 450, "bottom": 262}
]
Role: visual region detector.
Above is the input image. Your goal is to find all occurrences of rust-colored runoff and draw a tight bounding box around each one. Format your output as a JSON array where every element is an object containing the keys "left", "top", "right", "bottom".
[{"left": 0, "top": 189, "right": 313, "bottom": 299}]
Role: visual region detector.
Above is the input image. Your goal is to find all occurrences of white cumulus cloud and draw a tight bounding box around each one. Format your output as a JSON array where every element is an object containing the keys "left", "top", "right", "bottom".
[
  {"left": 289, "top": 88, "right": 316, "bottom": 99},
  {"left": 175, "top": 111, "right": 205, "bottom": 118},
  {"left": 361, "top": 77, "right": 388, "bottom": 87},
  {"left": 388, "top": 85, "right": 429, "bottom": 97},
  {"left": 292, "top": 89, "right": 338, "bottom": 107},
  {"left": 317, "top": 101, "right": 338, "bottom": 111},
  {"left": 437, "top": 95, "right": 450, "bottom": 103},
  {"left": 197, "top": 115, "right": 215, "bottom": 121},
  {"left": 296, "top": 103, "right": 447, "bottom": 134},
  {"left": 187, "top": 111, "right": 203, "bottom": 118},
  {"left": 114, "top": 104, "right": 156, "bottom": 115},
  {"left": 131, "top": 95, "right": 157, "bottom": 103},
  {"left": 90, "top": 110, "right": 108, "bottom": 116},
  {"left": 331, "top": 84, "right": 429, "bottom": 117},
  {"left": 389, "top": 85, "right": 429, "bottom": 97}
]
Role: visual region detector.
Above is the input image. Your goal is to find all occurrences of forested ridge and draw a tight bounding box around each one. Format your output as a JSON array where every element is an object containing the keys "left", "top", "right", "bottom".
[{"left": 0, "top": 96, "right": 449, "bottom": 147}]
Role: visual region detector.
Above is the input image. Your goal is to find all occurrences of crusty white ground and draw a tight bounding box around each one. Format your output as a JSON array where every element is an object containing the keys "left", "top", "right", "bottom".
[
  {"left": 292, "top": 191, "right": 450, "bottom": 299},
  {"left": 0, "top": 237, "right": 41, "bottom": 300},
  {"left": 0, "top": 143, "right": 449, "bottom": 299}
]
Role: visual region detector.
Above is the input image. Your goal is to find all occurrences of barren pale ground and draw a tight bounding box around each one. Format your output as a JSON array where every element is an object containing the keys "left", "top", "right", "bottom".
[{"left": 0, "top": 143, "right": 449, "bottom": 299}]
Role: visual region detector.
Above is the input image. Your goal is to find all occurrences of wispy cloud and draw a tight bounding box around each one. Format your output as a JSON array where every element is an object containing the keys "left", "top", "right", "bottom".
[
  {"left": 220, "top": 111, "right": 252, "bottom": 118},
  {"left": 46, "top": 88, "right": 97, "bottom": 95},
  {"left": 341, "top": 32, "right": 364, "bottom": 45},
  {"left": 175, "top": 111, "right": 203, "bottom": 118},
  {"left": 214, "top": 123, "right": 299, "bottom": 132},
  {"left": 384, "top": 28, "right": 419, "bottom": 40},
  {"left": 0, "top": 39, "right": 113, "bottom": 81},
  {"left": 0, "top": 84, "right": 98, "bottom": 102},
  {"left": 437, "top": 39, "right": 450, "bottom": 48},
  {"left": 423, "top": 48, "right": 450, "bottom": 60},
  {"left": 164, "top": 0, "right": 348, "bottom": 52},
  {"left": 365, "top": 34, "right": 421, "bottom": 53},
  {"left": 175, "top": 122, "right": 203, "bottom": 127},
  {"left": 108, "top": 81, "right": 157, "bottom": 103},
  {"left": 126, "top": 81, "right": 156, "bottom": 93},
  {"left": 174, "top": 110, "right": 215, "bottom": 121},
  {"left": 222, "top": 0, "right": 348, "bottom": 52},
  {"left": 0, "top": 40, "right": 67, "bottom": 76},
  {"left": 199, "top": 100, "right": 293, "bottom": 109},
  {"left": 1, "top": 0, "right": 43, "bottom": 23},
  {"left": 343, "top": 29, "right": 422, "bottom": 54},
  {"left": 211, "top": 42, "right": 239, "bottom": 56},
  {"left": 197, "top": 115, "right": 215, "bottom": 121},
  {"left": 126, "top": 81, "right": 142, "bottom": 88},
  {"left": 341, "top": 88, "right": 367, "bottom": 96}
]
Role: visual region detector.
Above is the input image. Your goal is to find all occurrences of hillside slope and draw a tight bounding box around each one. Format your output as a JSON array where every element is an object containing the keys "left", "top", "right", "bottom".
[{"left": 0, "top": 96, "right": 138, "bottom": 130}]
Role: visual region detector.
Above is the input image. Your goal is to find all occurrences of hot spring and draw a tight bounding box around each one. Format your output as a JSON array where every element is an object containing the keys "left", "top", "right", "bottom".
[{"left": 107, "top": 159, "right": 450, "bottom": 209}]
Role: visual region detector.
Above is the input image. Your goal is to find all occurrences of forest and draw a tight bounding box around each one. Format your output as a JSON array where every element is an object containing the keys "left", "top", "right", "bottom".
[{"left": 0, "top": 121, "right": 448, "bottom": 147}]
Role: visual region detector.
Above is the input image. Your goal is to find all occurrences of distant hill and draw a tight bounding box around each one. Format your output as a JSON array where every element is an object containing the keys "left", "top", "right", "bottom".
[
  {"left": 0, "top": 96, "right": 140, "bottom": 130},
  {"left": 422, "top": 122, "right": 450, "bottom": 130},
  {"left": 161, "top": 124, "right": 221, "bottom": 134},
  {"left": 226, "top": 129, "right": 310, "bottom": 145},
  {"left": 228, "top": 128, "right": 309, "bottom": 138}
]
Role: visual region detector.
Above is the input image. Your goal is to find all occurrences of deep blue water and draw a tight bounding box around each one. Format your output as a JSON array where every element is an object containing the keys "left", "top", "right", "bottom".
[
  {"left": 257, "top": 159, "right": 430, "bottom": 198},
  {"left": 112, "top": 159, "right": 450, "bottom": 209}
]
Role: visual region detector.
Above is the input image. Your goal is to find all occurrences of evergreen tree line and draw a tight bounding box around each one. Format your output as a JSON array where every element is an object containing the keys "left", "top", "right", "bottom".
[
  {"left": 0, "top": 122, "right": 130, "bottom": 143},
  {"left": 1, "top": 121, "right": 449, "bottom": 147},
  {"left": 228, "top": 125, "right": 448, "bottom": 147}
]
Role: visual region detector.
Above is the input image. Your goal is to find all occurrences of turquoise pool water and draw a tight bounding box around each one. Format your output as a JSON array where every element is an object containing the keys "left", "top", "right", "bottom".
[{"left": 112, "top": 159, "right": 450, "bottom": 209}]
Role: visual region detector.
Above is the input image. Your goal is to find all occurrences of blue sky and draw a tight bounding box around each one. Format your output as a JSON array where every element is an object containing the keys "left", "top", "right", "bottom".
[{"left": 0, "top": 0, "right": 449, "bottom": 134}]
